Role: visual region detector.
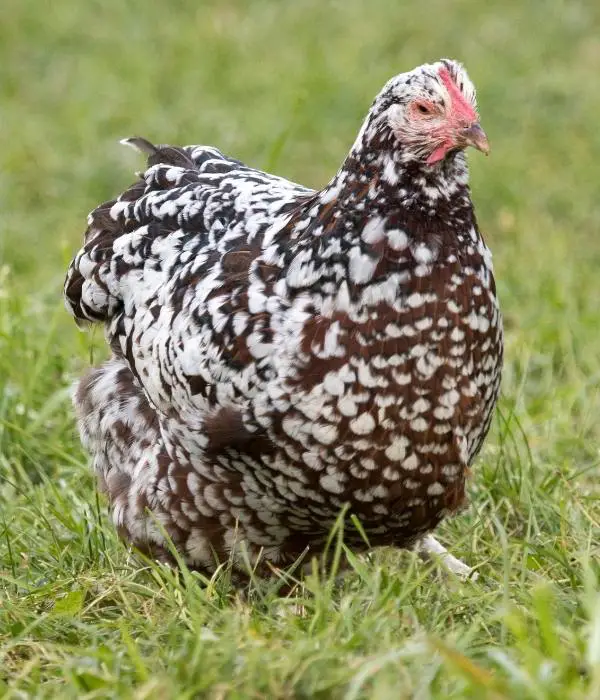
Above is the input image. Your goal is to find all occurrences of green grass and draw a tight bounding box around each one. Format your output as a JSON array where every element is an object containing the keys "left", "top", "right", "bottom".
[{"left": 2, "top": 0, "right": 600, "bottom": 697}]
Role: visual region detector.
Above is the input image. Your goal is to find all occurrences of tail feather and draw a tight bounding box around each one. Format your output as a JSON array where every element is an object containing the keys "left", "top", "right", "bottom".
[
  {"left": 121, "top": 136, "right": 196, "bottom": 169},
  {"left": 63, "top": 136, "right": 185, "bottom": 325},
  {"left": 64, "top": 136, "right": 261, "bottom": 326},
  {"left": 120, "top": 136, "right": 157, "bottom": 156}
]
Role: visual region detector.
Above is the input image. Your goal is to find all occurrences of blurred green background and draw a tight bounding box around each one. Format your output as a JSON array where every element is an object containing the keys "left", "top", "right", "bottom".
[{"left": 2, "top": 0, "right": 600, "bottom": 696}]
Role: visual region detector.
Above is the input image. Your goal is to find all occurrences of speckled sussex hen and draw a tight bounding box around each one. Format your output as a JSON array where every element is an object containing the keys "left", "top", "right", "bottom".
[{"left": 64, "top": 59, "right": 502, "bottom": 581}]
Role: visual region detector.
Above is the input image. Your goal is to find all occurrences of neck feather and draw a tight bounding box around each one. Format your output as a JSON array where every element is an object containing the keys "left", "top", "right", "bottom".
[{"left": 315, "top": 123, "right": 474, "bottom": 231}]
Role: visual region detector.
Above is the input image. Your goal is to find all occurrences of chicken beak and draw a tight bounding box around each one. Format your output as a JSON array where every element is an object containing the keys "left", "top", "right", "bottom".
[{"left": 462, "top": 123, "right": 490, "bottom": 155}]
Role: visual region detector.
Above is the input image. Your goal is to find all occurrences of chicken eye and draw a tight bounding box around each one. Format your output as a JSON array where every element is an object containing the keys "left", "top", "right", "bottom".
[{"left": 416, "top": 103, "right": 431, "bottom": 115}]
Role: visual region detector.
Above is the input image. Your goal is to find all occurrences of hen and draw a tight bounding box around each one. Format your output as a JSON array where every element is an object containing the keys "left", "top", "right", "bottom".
[{"left": 65, "top": 59, "right": 502, "bottom": 581}]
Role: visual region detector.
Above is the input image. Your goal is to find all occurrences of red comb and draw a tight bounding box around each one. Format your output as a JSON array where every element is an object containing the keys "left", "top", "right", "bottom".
[{"left": 438, "top": 66, "right": 477, "bottom": 123}]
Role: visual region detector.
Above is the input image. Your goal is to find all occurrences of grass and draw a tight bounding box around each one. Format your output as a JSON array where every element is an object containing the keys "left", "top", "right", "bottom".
[{"left": 1, "top": 0, "right": 600, "bottom": 696}]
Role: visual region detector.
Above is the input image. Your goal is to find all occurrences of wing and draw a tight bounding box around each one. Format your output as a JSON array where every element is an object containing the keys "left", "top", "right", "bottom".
[{"left": 64, "top": 139, "right": 314, "bottom": 430}]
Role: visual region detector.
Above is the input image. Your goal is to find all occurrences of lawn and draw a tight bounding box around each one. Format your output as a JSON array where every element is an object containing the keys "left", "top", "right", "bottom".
[{"left": 1, "top": 0, "right": 600, "bottom": 697}]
